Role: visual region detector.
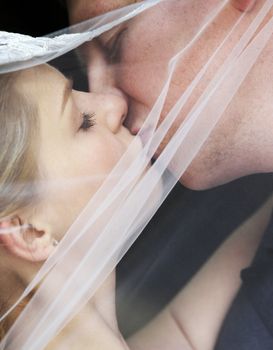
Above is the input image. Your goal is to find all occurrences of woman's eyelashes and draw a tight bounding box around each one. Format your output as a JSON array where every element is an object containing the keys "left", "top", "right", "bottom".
[{"left": 79, "top": 112, "right": 96, "bottom": 132}]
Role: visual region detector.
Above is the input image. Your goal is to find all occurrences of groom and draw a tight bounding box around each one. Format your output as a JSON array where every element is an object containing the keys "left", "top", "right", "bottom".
[
  {"left": 66, "top": 0, "right": 268, "bottom": 192},
  {"left": 66, "top": 0, "right": 273, "bottom": 349}
]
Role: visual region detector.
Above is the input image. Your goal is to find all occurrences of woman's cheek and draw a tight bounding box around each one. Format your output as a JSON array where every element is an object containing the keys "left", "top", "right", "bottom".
[{"left": 88, "top": 137, "right": 124, "bottom": 172}]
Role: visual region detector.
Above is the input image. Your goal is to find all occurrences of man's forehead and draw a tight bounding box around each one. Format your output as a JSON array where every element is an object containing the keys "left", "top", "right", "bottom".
[
  {"left": 69, "top": 0, "right": 142, "bottom": 21},
  {"left": 90, "top": 0, "right": 142, "bottom": 17}
]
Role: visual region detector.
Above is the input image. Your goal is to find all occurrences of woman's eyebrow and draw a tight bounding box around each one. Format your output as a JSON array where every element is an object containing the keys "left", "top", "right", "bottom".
[{"left": 61, "top": 78, "right": 73, "bottom": 114}]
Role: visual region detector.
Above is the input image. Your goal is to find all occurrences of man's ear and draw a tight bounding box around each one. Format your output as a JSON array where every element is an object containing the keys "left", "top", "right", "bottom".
[{"left": 0, "top": 216, "right": 57, "bottom": 262}]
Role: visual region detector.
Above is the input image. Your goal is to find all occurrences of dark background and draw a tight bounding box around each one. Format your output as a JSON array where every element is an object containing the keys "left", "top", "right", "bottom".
[{"left": 0, "top": 0, "right": 68, "bottom": 36}]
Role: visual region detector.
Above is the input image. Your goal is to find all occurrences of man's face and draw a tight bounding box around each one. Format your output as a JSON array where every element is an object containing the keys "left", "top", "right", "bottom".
[{"left": 85, "top": 0, "right": 273, "bottom": 189}]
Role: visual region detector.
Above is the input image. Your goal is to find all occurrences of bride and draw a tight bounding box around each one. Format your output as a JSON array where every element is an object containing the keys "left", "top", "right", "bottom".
[
  {"left": 0, "top": 0, "right": 272, "bottom": 348},
  {"left": 0, "top": 61, "right": 269, "bottom": 349}
]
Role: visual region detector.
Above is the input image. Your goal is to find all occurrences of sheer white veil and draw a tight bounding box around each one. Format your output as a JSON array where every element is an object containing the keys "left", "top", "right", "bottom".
[{"left": 1, "top": 0, "right": 273, "bottom": 348}]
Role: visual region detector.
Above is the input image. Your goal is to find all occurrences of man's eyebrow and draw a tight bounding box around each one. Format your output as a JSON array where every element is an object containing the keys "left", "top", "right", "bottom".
[{"left": 61, "top": 78, "right": 73, "bottom": 114}]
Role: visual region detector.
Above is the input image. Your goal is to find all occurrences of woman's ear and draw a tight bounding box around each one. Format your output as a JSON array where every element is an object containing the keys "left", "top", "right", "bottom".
[{"left": 0, "top": 216, "right": 57, "bottom": 262}]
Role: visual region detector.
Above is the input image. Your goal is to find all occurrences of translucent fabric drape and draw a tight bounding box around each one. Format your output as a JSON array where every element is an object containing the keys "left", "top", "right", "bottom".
[{"left": 1, "top": 0, "right": 273, "bottom": 348}]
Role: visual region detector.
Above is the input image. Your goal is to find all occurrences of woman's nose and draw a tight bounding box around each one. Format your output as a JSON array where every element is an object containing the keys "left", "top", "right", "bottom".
[
  {"left": 98, "top": 92, "right": 128, "bottom": 133},
  {"left": 76, "top": 41, "right": 129, "bottom": 133},
  {"left": 74, "top": 90, "right": 128, "bottom": 134}
]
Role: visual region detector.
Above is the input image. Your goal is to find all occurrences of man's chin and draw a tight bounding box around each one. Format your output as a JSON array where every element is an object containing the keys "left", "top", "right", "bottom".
[
  {"left": 179, "top": 168, "right": 238, "bottom": 191},
  {"left": 179, "top": 172, "right": 214, "bottom": 191}
]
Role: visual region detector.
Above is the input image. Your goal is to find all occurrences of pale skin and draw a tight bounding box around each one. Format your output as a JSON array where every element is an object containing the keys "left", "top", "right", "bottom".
[{"left": 0, "top": 63, "right": 271, "bottom": 349}]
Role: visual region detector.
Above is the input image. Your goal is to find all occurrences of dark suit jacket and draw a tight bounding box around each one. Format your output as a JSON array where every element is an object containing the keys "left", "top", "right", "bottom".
[
  {"left": 116, "top": 173, "right": 273, "bottom": 339},
  {"left": 215, "top": 211, "right": 273, "bottom": 349}
]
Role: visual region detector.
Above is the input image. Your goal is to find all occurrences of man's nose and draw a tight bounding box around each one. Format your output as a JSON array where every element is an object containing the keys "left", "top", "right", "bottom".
[{"left": 84, "top": 41, "right": 127, "bottom": 100}]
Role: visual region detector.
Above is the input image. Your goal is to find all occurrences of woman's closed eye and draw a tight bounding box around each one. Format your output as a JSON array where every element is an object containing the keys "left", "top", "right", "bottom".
[{"left": 79, "top": 112, "right": 96, "bottom": 132}]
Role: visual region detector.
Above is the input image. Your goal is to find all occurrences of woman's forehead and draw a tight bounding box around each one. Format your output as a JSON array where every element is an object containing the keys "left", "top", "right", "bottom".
[{"left": 16, "top": 65, "right": 66, "bottom": 101}]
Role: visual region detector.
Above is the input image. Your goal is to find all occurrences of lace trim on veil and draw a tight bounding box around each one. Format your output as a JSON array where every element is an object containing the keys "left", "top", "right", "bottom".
[
  {"left": 0, "top": 0, "right": 161, "bottom": 73},
  {"left": 0, "top": 31, "right": 86, "bottom": 65}
]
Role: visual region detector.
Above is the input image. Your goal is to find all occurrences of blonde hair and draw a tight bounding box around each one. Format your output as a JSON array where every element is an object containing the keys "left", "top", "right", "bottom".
[
  {"left": 0, "top": 71, "right": 39, "bottom": 340},
  {"left": 0, "top": 71, "right": 39, "bottom": 217}
]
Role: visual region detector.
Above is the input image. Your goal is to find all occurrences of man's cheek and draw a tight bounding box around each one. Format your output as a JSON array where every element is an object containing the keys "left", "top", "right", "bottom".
[
  {"left": 115, "top": 57, "right": 167, "bottom": 110},
  {"left": 120, "top": 62, "right": 179, "bottom": 120}
]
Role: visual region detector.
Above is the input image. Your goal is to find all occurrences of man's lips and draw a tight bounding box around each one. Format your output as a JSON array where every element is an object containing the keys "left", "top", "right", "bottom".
[
  {"left": 124, "top": 116, "right": 139, "bottom": 135},
  {"left": 124, "top": 108, "right": 147, "bottom": 135},
  {"left": 124, "top": 97, "right": 154, "bottom": 135}
]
